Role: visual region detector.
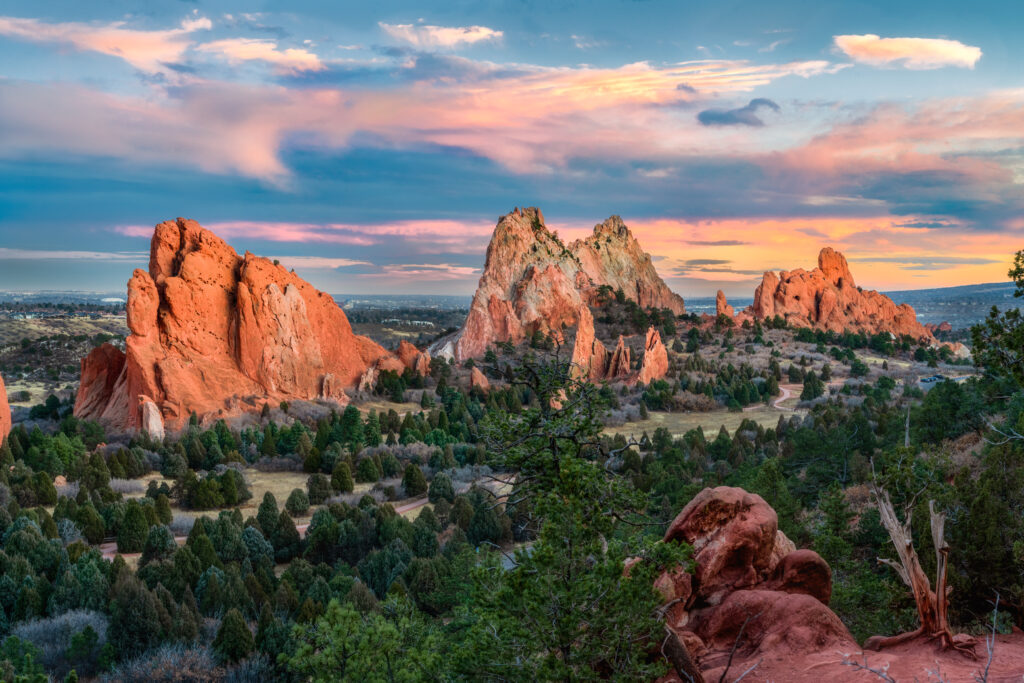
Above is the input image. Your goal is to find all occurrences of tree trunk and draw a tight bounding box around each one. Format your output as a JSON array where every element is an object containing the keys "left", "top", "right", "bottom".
[{"left": 864, "top": 486, "right": 975, "bottom": 658}]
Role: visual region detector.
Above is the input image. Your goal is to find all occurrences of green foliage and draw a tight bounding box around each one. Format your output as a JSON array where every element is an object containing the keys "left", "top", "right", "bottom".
[{"left": 213, "top": 608, "right": 254, "bottom": 663}]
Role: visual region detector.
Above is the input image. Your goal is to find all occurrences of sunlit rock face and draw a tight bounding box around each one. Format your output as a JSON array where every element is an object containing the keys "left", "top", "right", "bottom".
[
  {"left": 750, "top": 247, "right": 932, "bottom": 340},
  {"left": 441, "top": 207, "right": 685, "bottom": 363},
  {"left": 0, "top": 372, "right": 10, "bottom": 444},
  {"left": 74, "top": 218, "right": 397, "bottom": 434}
]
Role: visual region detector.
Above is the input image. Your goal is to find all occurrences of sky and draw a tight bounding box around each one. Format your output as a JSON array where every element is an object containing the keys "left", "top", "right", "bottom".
[{"left": 0, "top": 0, "right": 1022, "bottom": 297}]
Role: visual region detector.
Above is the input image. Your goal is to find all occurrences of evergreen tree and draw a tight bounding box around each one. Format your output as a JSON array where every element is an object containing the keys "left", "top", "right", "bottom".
[
  {"left": 213, "top": 608, "right": 254, "bottom": 663},
  {"left": 117, "top": 500, "right": 149, "bottom": 553},
  {"left": 331, "top": 461, "right": 354, "bottom": 493},
  {"left": 402, "top": 464, "right": 428, "bottom": 497}
]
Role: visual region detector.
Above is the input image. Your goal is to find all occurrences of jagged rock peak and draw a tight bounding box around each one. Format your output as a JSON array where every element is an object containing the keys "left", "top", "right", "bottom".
[
  {"left": 75, "top": 217, "right": 397, "bottom": 435},
  {"left": 439, "top": 207, "right": 684, "bottom": 362}
]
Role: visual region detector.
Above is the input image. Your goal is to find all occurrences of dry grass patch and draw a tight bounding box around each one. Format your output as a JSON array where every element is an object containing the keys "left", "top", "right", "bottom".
[{"left": 604, "top": 404, "right": 802, "bottom": 440}]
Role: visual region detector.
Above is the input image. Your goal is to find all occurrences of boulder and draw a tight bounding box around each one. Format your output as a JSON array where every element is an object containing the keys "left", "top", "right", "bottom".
[
  {"left": 748, "top": 247, "right": 932, "bottom": 340},
  {"left": 0, "top": 372, "right": 10, "bottom": 444},
  {"left": 715, "top": 290, "right": 734, "bottom": 318},
  {"left": 75, "top": 218, "right": 396, "bottom": 434},
  {"left": 656, "top": 487, "right": 856, "bottom": 681}
]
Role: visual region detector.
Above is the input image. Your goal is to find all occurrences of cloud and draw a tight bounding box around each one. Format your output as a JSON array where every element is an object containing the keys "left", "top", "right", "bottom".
[
  {"left": 268, "top": 255, "right": 371, "bottom": 270},
  {"left": 686, "top": 239, "right": 749, "bottom": 246},
  {"left": 682, "top": 258, "right": 731, "bottom": 266},
  {"left": 833, "top": 34, "right": 982, "bottom": 70},
  {"left": 698, "top": 97, "right": 780, "bottom": 126},
  {"left": 0, "top": 53, "right": 842, "bottom": 182},
  {"left": 197, "top": 38, "right": 324, "bottom": 73},
  {"left": 0, "top": 247, "right": 146, "bottom": 261},
  {"left": 0, "top": 14, "right": 209, "bottom": 74},
  {"left": 379, "top": 22, "right": 502, "bottom": 49}
]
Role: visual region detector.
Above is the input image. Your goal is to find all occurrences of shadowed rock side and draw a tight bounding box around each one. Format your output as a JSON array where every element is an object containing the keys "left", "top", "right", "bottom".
[
  {"left": 436, "top": 207, "right": 684, "bottom": 362},
  {"left": 0, "top": 372, "right": 10, "bottom": 444},
  {"left": 749, "top": 247, "right": 932, "bottom": 340},
  {"left": 568, "top": 306, "right": 667, "bottom": 385},
  {"left": 75, "top": 218, "right": 396, "bottom": 436}
]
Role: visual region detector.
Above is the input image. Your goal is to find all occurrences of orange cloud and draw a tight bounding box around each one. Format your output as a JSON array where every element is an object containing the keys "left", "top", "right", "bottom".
[
  {"left": 834, "top": 34, "right": 982, "bottom": 69},
  {"left": 0, "top": 14, "right": 210, "bottom": 73},
  {"left": 197, "top": 38, "right": 324, "bottom": 73}
]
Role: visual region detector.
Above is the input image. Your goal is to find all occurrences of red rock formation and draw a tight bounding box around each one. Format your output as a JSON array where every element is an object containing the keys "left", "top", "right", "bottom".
[
  {"left": 439, "top": 207, "right": 684, "bottom": 362},
  {"left": 715, "top": 290, "right": 734, "bottom": 318},
  {"left": 470, "top": 367, "right": 491, "bottom": 391},
  {"left": 571, "top": 215, "right": 686, "bottom": 315},
  {"left": 749, "top": 247, "right": 932, "bottom": 340},
  {"left": 75, "top": 218, "right": 394, "bottom": 434},
  {"left": 0, "top": 372, "right": 10, "bottom": 444},
  {"left": 606, "top": 336, "right": 632, "bottom": 379},
  {"left": 637, "top": 327, "right": 669, "bottom": 385},
  {"left": 396, "top": 341, "right": 431, "bottom": 376},
  {"left": 656, "top": 487, "right": 857, "bottom": 680}
]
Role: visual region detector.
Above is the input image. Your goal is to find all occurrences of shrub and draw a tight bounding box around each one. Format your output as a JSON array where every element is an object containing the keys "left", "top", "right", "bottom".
[{"left": 11, "top": 610, "right": 108, "bottom": 677}]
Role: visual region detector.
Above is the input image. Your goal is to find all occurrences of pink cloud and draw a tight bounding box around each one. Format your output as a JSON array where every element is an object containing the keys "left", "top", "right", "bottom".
[
  {"left": 834, "top": 34, "right": 982, "bottom": 70},
  {"left": 0, "top": 14, "right": 210, "bottom": 73},
  {"left": 196, "top": 38, "right": 324, "bottom": 73}
]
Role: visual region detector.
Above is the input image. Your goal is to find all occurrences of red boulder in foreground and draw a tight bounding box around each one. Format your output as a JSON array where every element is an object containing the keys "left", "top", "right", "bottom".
[
  {"left": 656, "top": 487, "right": 1024, "bottom": 682},
  {"left": 75, "top": 218, "right": 395, "bottom": 436}
]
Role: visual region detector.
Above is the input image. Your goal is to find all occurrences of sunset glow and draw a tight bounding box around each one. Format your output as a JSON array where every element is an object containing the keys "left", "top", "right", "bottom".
[{"left": 0, "top": 3, "right": 1021, "bottom": 296}]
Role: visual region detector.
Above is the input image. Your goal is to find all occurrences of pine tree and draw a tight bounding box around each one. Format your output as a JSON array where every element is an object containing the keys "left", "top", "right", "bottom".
[
  {"left": 213, "top": 608, "right": 254, "bottom": 662},
  {"left": 402, "top": 464, "right": 428, "bottom": 497},
  {"left": 117, "top": 499, "right": 149, "bottom": 553},
  {"left": 332, "top": 461, "right": 354, "bottom": 493}
]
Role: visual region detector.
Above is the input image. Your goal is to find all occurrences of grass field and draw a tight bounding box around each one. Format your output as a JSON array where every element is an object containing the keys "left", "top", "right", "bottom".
[
  {"left": 0, "top": 315, "right": 127, "bottom": 346},
  {"left": 604, "top": 402, "right": 803, "bottom": 441}
]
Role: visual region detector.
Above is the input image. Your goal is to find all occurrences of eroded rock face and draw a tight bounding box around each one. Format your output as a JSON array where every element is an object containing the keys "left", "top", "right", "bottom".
[
  {"left": 75, "top": 218, "right": 394, "bottom": 434},
  {"left": 442, "top": 207, "right": 684, "bottom": 362},
  {"left": 0, "top": 372, "right": 11, "bottom": 444},
  {"left": 470, "top": 367, "right": 491, "bottom": 391},
  {"left": 397, "top": 341, "right": 432, "bottom": 376},
  {"left": 571, "top": 215, "right": 686, "bottom": 315},
  {"left": 715, "top": 290, "right": 734, "bottom": 318},
  {"left": 656, "top": 486, "right": 855, "bottom": 680},
  {"left": 749, "top": 248, "right": 931, "bottom": 340},
  {"left": 637, "top": 328, "right": 669, "bottom": 385}
]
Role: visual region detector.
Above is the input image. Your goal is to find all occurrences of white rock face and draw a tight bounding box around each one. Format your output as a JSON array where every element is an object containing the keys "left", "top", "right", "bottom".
[{"left": 140, "top": 399, "right": 165, "bottom": 441}]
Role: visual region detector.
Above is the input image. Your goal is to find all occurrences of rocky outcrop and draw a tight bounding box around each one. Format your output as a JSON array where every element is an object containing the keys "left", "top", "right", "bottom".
[
  {"left": 606, "top": 336, "right": 632, "bottom": 380},
  {"left": 749, "top": 248, "right": 932, "bottom": 340},
  {"left": 715, "top": 290, "right": 734, "bottom": 318},
  {"left": 437, "top": 208, "right": 684, "bottom": 362},
  {"left": 470, "top": 367, "right": 491, "bottom": 392},
  {"left": 0, "top": 372, "right": 10, "bottom": 444},
  {"left": 654, "top": 486, "right": 1024, "bottom": 681},
  {"left": 396, "top": 341, "right": 431, "bottom": 376},
  {"left": 571, "top": 215, "right": 686, "bottom": 315},
  {"left": 75, "top": 218, "right": 395, "bottom": 434},
  {"left": 637, "top": 328, "right": 669, "bottom": 385},
  {"left": 656, "top": 487, "right": 856, "bottom": 679}
]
